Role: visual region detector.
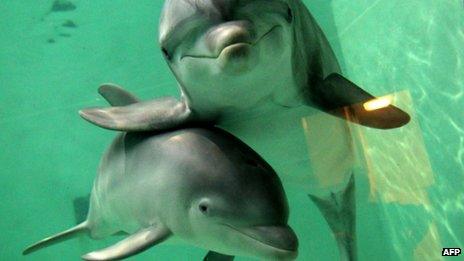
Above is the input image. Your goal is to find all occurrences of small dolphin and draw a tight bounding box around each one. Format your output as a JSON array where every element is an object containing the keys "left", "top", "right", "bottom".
[{"left": 23, "top": 126, "right": 298, "bottom": 260}]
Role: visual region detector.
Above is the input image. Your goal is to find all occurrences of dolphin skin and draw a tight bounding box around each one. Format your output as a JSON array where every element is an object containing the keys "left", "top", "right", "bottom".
[
  {"left": 23, "top": 126, "right": 298, "bottom": 260},
  {"left": 78, "top": 1, "right": 411, "bottom": 260}
]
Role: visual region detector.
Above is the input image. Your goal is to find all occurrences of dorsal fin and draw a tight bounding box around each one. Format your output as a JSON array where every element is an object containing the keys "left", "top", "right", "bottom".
[{"left": 98, "top": 84, "right": 140, "bottom": 106}]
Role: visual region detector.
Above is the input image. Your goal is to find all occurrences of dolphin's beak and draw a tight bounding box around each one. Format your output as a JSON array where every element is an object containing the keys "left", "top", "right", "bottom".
[{"left": 237, "top": 225, "right": 298, "bottom": 254}]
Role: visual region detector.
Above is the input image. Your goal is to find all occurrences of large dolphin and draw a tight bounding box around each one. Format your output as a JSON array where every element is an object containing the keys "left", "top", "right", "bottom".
[
  {"left": 23, "top": 101, "right": 298, "bottom": 260},
  {"left": 79, "top": 1, "right": 411, "bottom": 260}
]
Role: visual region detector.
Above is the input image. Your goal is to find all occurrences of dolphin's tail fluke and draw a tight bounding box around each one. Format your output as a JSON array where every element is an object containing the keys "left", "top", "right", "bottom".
[{"left": 23, "top": 221, "right": 89, "bottom": 255}]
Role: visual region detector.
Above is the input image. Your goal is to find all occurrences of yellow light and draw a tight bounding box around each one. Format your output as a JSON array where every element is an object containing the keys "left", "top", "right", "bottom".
[
  {"left": 363, "top": 96, "right": 393, "bottom": 111},
  {"left": 168, "top": 135, "right": 184, "bottom": 142}
]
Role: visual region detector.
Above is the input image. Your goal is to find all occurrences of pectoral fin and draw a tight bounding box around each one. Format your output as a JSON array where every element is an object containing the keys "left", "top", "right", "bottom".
[
  {"left": 23, "top": 221, "right": 89, "bottom": 255},
  {"left": 98, "top": 84, "right": 140, "bottom": 106},
  {"left": 79, "top": 97, "right": 192, "bottom": 131},
  {"left": 82, "top": 226, "right": 171, "bottom": 261},
  {"left": 314, "top": 73, "right": 410, "bottom": 129}
]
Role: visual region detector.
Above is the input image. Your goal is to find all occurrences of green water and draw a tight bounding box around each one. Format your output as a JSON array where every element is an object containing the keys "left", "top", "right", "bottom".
[{"left": 1, "top": 0, "right": 463, "bottom": 260}]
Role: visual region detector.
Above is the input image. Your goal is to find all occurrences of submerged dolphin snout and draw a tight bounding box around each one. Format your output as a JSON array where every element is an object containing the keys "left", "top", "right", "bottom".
[
  {"left": 239, "top": 225, "right": 298, "bottom": 252},
  {"left": 205, "top": 20, "right": 256, "bottom": 55}
]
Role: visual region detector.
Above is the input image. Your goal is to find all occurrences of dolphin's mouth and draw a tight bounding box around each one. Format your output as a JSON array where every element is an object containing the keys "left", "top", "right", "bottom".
[
  {"left": 225, "top": 224, "right": 298, "bottom": 253},
  {"left": 181, "top": 25, "right": 281, "bottom": 60}
]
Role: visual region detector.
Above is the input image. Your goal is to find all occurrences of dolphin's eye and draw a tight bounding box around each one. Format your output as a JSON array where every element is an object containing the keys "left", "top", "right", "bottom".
[
  {"left": 199, "top": 203, "right": 209, "bottom": 214},
  {"left": 161, "top": 47, "right": 172, "bottom": 61},
  {"left": 286, "top": 7, "right": 293, "bottom": 23}
]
